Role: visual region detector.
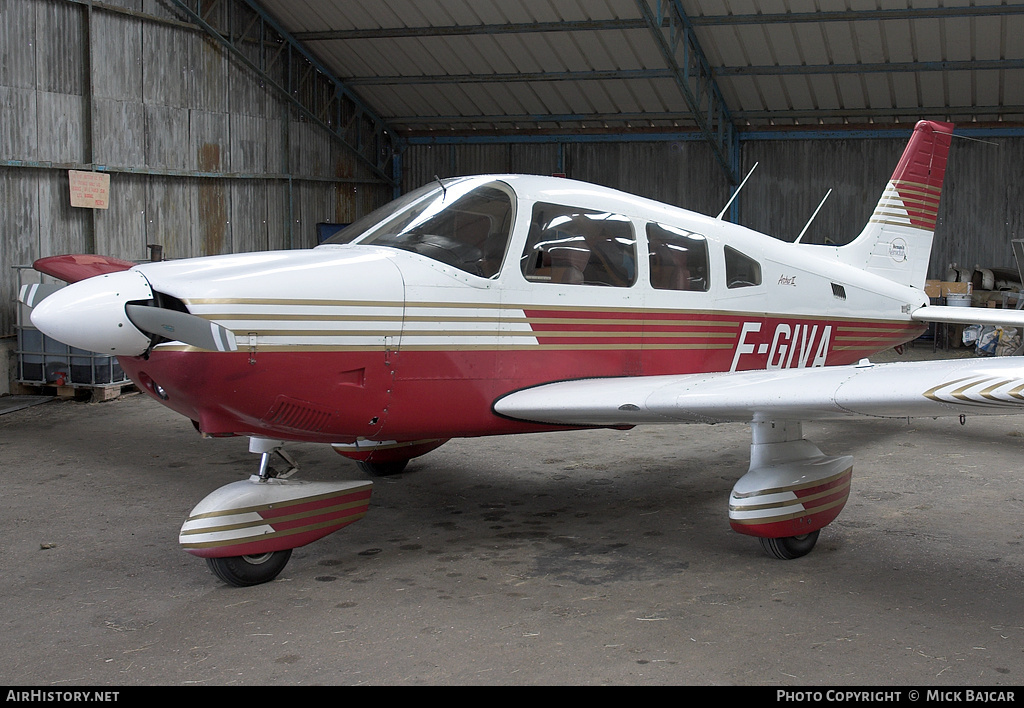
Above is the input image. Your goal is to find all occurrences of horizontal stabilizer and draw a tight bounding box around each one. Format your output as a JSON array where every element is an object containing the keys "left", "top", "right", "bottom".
[
  {"left": 912, "top": 305, "right": 1024, "bottom": 329},
  {"left": 494, "top": 358, "right": 1024, "bottom": 426}
]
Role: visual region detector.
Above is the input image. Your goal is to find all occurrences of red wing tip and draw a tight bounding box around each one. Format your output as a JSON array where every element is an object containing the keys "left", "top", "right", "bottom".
[{"left": 33, "top": 254, "right": 137, "bottom": 283}]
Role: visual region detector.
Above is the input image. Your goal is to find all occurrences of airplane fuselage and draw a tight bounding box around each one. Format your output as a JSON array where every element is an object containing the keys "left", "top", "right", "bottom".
[{"left": 110, "top": 175, "right": 926, "bottom": 446}]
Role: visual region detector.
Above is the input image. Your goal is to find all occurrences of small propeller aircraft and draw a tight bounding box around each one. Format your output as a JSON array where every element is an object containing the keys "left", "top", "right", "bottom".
[{"left": 23, "top": 120, "right": 1024, "bottom": 586}]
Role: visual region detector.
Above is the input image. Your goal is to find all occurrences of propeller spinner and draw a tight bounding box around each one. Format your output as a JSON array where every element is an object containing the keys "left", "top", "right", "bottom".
[{"left": 29, "top": 269, "right": 237, "bottom": 356}]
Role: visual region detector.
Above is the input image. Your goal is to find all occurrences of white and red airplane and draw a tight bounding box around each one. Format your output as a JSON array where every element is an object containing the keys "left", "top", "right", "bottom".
[{"left": 24, "top": 120, "right": 1024, "bottom": 586}]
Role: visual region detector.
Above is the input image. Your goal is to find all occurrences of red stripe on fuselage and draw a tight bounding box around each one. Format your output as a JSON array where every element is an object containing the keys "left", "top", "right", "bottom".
[{"left": 120, "top": 312, "right": 924, "bottom": 443}]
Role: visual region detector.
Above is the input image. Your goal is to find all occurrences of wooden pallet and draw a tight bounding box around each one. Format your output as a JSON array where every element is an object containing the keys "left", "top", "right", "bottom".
[{"left": 11, "top": 381, "right": 137, "bottom": 402}]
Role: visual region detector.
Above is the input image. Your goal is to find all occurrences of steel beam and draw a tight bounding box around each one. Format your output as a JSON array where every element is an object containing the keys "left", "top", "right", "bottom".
[
  {"left": 164, "top": 0, "right": 399, "bottom": 188},
  {"left": 357, "top": 57, "right": 1024, "bottom": 86},
  {"left": 634, "top": 0, "right": 739, "bottom": 184},
  {"left": 387, "top": 105, "right": 1024, "bottom": 126},
  {"left": 718, "top": 59, "right": 1024, "bottom": 77},
  {"left": 291, "top": 5, "right": 1024, "bottom": 41},
  {"left": 689, "top": 5, "right": 1024, "bottom": 26}
]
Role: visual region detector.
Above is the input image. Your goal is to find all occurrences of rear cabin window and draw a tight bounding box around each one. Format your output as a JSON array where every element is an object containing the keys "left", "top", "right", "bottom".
[
  {"left": 647, "top": 223, "right": 710, "bottom": 292},
  {"left": 725, "top": 246, "right": 762, "bottom": 289},
  {"left": 521, "top": 203, "right": 637, "bottom": 287}
]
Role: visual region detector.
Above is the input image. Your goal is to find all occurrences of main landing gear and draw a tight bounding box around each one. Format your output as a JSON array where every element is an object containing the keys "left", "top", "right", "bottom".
[
  {"left": 729, "top": 419, "right": 852, "bottom": 560},
  {"left": 758, "top": 531, "right": 821, "bottom": 560},
  {"left": 331, "top": 438, "right": 449, "bottom": 476},
  {"left": 179, "top": 438, "right": 374, "bottom": 587}
]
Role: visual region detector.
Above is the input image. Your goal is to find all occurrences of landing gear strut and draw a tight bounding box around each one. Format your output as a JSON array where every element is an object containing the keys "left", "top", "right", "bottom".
[
  {"left": 730, "top": 419, "right": 851, "bottom": 560},
  {"left": 179, "top": 438, "right": 373, "bottom": 587}
]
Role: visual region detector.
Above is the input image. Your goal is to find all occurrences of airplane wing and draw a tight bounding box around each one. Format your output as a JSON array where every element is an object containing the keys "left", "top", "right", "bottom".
[{"left": 493, "top": 357, "right": 1024, "bottom": 427}]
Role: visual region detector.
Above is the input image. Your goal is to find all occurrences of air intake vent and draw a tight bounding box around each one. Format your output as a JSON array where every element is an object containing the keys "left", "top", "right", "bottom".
[
  {"left": 262, "top": 395, "right": 337, "bottom": 433},
  {"left": 831, "top": 283, "right": 847, "bottom": 300}
]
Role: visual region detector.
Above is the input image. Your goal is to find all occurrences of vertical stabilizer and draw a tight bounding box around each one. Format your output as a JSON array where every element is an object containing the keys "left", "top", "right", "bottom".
[{"left": 831, "top": 120, "right": 954, "bottom": 289}]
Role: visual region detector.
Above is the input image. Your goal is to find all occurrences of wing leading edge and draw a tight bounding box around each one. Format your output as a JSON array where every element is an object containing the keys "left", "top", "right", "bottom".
[{"left": 493, "top": 358, "right": 1024, "bottom": 427}]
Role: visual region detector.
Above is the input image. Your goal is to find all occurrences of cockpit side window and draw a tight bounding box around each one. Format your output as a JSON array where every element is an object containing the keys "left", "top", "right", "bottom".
[
  {"left": 725, "top": 245, "right": 762, "bottom": 289},
  {"left": 647, "top": 223, "right": 710, "bottom": 292},
  {"left": 350, "top": 182, "right": 514, "bottom": 278},
  {"left": 521, "top": 203, "right": 637, "bottom": 287}
]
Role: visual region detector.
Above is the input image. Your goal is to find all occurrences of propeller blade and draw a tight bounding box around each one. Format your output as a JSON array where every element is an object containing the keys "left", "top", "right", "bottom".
[
  {"left": 125, "top": 304, "right": 238, "bottom": 352},
  {"left": 18, "top": 283, "right": 63, "bottom": 308}
]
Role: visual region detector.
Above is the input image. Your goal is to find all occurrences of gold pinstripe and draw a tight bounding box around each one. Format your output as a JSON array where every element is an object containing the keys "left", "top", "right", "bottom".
[{"left": 179, "top": 514, "right": 369, "bottom": 550}]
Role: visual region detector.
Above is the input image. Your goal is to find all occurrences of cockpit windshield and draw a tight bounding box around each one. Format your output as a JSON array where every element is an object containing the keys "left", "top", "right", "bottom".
[{"left": 323, "top": 179, "right": 515, "bottom": 279}]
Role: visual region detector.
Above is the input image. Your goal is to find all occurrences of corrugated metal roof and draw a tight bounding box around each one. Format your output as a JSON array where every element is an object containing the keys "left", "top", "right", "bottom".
[
  {"left": 248, "top": 0, "right": 1024, "bottom": 182},
  {"left": 257, "top": 0, "right": 1024, "bottom": 128}
]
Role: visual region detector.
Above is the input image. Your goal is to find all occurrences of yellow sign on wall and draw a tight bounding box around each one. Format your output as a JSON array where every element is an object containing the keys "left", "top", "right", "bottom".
[{"left": 69, "top": 170, "right": 110, "bottom": 209}]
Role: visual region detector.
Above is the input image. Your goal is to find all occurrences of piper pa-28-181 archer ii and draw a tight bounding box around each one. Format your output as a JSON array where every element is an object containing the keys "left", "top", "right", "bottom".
[{"left": 24, "top": 120, "right": 1024, "bottom": 586}]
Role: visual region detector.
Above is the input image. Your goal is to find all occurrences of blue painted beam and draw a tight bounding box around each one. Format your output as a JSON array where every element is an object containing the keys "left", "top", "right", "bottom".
[
  {"left": 292, "top": 5, "right": 1024, "bottom": 41},
  {"left": 401, "top": 124, "right": 1024, "bottom": 146},
  {"left": 635, "top": 0, "right": 739, "bottom": 184},
  {"left": 718, "top": 59, "right": 1024, "bottom": 77},
  {"left": 345, "top": 69, "right": 675, "bottom": 86},
  {"left": 387, "top": 105, "right": 1024, "bottom": 126},
  {"left": 169, "top": 0, "right": 400, "bottom": 188},
  {"left": 345, "top": 58, "right": 1024, "bottom": 86},
  {"left": 692, "top": 5, "right": 1024, "bottom": 26}
]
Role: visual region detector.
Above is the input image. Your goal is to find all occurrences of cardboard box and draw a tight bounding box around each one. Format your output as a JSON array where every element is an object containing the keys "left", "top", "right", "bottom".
[{"left": 941, "top": 281, "right": 971, "bottom": 296}]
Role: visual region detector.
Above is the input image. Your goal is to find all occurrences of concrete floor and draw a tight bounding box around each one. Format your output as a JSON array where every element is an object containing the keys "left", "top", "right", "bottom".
[{"left": 3, "top": 374, "right": 1024, "bottom": 686}]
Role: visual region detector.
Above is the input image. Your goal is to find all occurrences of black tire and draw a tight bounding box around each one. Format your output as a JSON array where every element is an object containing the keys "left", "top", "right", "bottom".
[
  {"left": 356, "top": 459, "right": 409, "bottom": 476},
  {"left": 206, "top": 549, "right": 292, "bottom": 587},
  {"left": 758, "top": 530, "right": 820, "bottom": 560}
]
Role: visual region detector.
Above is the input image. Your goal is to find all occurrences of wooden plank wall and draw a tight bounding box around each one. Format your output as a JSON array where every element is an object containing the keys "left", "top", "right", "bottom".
[
  {"left": 0, "top": 0, "right": 391, "bottom": 336},
  {"left": 405, "top": 132, "right": 1024, "bottom": 288},
  {"left": 5, "top": 0, "right": 1024, "bottom": 341},
  {"left": 741, "top": 135, "right": 1024, "bottom": 280}
]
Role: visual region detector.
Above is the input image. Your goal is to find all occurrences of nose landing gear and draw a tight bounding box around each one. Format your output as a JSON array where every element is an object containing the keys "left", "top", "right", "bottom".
[{"left": 179, "top": 438, "right": 373, "bottom": 586}]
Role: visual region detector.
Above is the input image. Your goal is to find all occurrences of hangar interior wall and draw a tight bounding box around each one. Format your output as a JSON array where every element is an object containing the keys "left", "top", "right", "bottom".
[
  {"left": 3, "top": 0, "right": 1024, "bottom": 385},
  {"left": 407, "top": 135, "right": 1024, "bottom": 287},
  {"left": 0, "top": 0, "right": 389, "bottom": 339},
  {"left": 741, "top": 136, "right": 1024, "bottom": 282}
]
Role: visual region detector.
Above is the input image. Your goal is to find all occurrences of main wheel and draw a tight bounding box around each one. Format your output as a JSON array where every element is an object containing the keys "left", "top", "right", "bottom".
[
  {"left": 758, "top": 530, "right": 820, "bottom": 560},
  {"left": 357, "top": 459, "right": 409, "bottom": 476},
  {"left": 206, "top": 549, "right": 292, "bottom": 587}
]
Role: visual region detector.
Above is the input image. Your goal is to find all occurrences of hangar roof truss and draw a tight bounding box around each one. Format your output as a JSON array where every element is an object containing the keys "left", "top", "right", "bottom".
[{"left": 194, "top": 0, "right": 1024, "bottom": 182}]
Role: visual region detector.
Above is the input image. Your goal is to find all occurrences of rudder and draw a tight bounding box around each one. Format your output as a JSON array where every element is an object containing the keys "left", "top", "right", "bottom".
[{"left": 829, "top": 120, "right": 954, "bottom": 289}]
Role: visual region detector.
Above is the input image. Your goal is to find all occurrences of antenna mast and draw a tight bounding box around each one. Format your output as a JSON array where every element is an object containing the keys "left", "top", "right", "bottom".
[
  {"left": 794, "top": 190, "right": 832, "bottom": 244},
  {"left": 716, "top": 163, "right": 758, "bottom": 220}
]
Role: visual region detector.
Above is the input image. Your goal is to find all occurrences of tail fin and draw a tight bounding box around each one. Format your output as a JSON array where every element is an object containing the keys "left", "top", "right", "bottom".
[{"left": 832, "top": 120, "right": 954, "bottom": 289}]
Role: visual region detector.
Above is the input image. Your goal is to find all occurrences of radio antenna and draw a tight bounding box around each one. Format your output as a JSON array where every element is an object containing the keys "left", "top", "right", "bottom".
[
  {"left": 716, "top": 162, "right": 758, "bottom": 220},
  {"left": 794, "top": 189, "right": 832, "bottom": 244}
]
